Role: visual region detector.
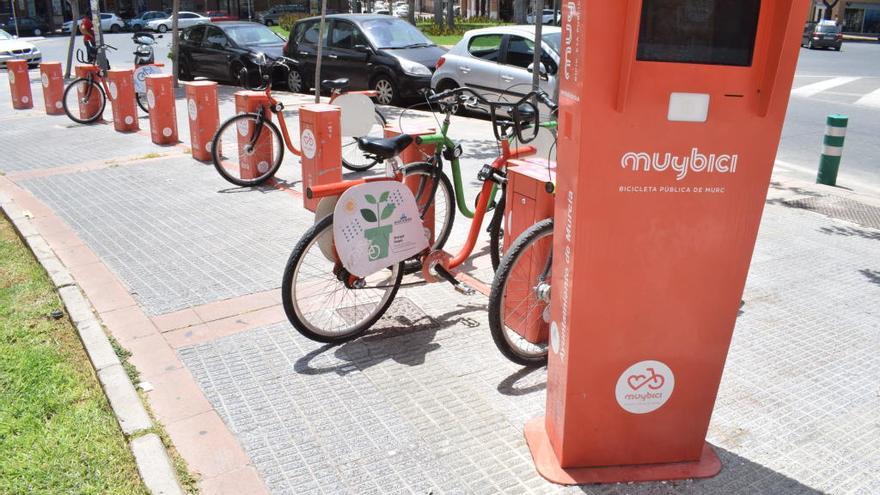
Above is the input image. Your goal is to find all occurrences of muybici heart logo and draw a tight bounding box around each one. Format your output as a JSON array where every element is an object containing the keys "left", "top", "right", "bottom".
[{"left": 615, "top": 360, "right": 675, "bottom": 414}]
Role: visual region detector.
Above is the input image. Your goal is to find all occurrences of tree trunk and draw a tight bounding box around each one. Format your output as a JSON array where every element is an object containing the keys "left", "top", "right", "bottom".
[
  {"left": 822, "top": 0, "right": 838, "bottom": 20},
  {"left": 513, "top": 0, "right": 527, "bottom": 24},
  {"left": 434, "top": 0, "right": 444, "bottom": 27},
  {"left": 446, "top": 0, "right": 454, "bottom": 30},
  {"left": 171, "top": 0, "right": 180, "bottom": 87},
  {"left": 64, "top": 0, "right": 79, "bottom": 79},
  {"left": 407, "top": 0, "right": 415, "bottom": 24}
]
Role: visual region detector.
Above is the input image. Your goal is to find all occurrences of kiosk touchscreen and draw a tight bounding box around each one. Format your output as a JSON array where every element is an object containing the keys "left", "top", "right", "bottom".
[{"left": 525, "top": 0, "right": 810, "bottom": 484}]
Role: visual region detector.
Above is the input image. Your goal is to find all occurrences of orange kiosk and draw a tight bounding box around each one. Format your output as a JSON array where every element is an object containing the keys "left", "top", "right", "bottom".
[{"left": 525, "top": 0, "right": 809, "bottom": 484}]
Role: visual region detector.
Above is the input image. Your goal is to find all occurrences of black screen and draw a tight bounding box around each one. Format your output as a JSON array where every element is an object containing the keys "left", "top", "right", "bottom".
[{"left": 637, "top": 0, "right": 761, "bottom": 66}]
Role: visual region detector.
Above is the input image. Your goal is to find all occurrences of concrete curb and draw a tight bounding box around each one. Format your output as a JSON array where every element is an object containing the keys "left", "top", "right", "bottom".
[{"left": 0, "top": 197, "right": 185, "bottom": 495}]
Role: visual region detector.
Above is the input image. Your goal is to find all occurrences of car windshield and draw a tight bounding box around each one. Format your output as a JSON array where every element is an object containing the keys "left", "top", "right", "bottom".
[
  {"left": 542, "top": 32, "right": 560, "bottom": 53},
  {"left": 0, "top": 29, "right": 11, "bottom": 40},
  {"left": 225, "top": 25, "right": 282, "bottom": 45},
  {"left": 816, "top": 24, "right": 840, "bottom": 33},
  {"left": 361, "top": 18, "right": 434, "bottom": 49}
]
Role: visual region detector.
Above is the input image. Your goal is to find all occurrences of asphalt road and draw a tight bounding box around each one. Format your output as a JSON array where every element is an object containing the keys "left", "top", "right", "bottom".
[{"left": 28, "top": 33, "right": 880, "bottom": 194}]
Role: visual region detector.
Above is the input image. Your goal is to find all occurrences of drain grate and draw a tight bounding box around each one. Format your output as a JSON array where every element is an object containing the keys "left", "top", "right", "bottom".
[{"left": 783, "top": 196, "right": 880, "bottom": 230}]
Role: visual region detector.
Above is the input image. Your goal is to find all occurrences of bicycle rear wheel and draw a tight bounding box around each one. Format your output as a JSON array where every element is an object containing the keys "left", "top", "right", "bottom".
[
  {"left": 282, "top": 214, "right": 404, "bottom": 343},
  {"left": 62, "top": 77, "right": 106, "bottom": 124},
  {"left": 488, "top": 218, "right": 553, "bottom": 366},
  {"left": 211, "top": 112, "right": 284, "bottom": 187},
  {"left": 341, "top": 110, "right": 386, "bottom": 172},
  {"left": 400, "top": 162, "right": 455, "bottom": 274},
  {"left": 136, "top": 92, "right": 150, "bottom": 114}
]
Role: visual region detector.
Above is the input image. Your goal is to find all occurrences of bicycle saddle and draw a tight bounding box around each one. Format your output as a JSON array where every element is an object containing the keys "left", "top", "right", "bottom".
[
  {"left": 356, "top": 134, "right": 413, "bottom": 160},
  {"left": 321, "top": 78, "right": 350, "bottom": 92}
]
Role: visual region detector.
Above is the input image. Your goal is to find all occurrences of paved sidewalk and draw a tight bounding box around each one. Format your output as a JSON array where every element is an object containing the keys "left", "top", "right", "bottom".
[{"left": 1, "top": 69, "right": 879, "bottom": 494}]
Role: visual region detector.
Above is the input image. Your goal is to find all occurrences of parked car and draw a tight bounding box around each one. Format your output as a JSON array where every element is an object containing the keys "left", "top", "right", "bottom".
[
  {"left": 0, "top": 16, "right": 50, "bottom": 37},
  {"left": 146, "top": 11, "right": 209, "bottom": 33},
  {"left": 0, "top": 28, "right": 41, "bottom": 66},
  {"left": 285, "top": 14, "right": 445, "bottom": 105},
  {"left": 127, "top": 11, "right": 168, "bottom": 31},
  {"left": 205, "top": 11, "right": 239, "bottom": 22},
  {"left": 526, "top": 9, "right": 558, "bottom": 25},
  {"left": 803, "top": 20, "right": 842, "bottom": 50},
  {"left": 431, "top": 25, "right": 561, "bottom": 107},
  {"left": 62, "top": 13, "right": 126, "bottom": 33},
  {"left": 177, "top": 21, "right": 286, "bottom": 85},
  {"left": 256, "top": 4, "right": 307, "bottom": 26}
]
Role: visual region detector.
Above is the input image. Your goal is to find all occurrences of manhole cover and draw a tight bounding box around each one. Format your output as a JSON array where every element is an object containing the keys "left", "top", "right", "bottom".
[{"left": 783, "top": 196, "right": 880, "bottom": 230}]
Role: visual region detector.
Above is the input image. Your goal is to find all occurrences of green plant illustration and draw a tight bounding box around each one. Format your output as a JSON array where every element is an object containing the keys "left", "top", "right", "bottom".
[{"left": 361, "top": 191, "right": 396, "bottom": 261}]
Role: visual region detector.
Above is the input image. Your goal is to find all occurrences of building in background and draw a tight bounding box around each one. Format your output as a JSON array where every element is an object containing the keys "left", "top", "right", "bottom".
[{"left": 807, "top": 0, "right": 880, "bottom": 35}]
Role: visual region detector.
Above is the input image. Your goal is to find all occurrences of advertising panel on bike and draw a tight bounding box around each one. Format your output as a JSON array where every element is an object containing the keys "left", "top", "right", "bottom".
[
  {"left": 333, "top": 182, "right": 428, "bottom": 278},
  {"left": 525, "top": 0, "right": 810, "bottom": 484}
]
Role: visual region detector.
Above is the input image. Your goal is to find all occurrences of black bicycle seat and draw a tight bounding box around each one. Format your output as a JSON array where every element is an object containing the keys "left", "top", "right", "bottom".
[
  {"left": 356, "top": 134, "right": 413, "bottom": 160},
  {"left": 321, "top": 78, "right": 350, "bottom": 92}
]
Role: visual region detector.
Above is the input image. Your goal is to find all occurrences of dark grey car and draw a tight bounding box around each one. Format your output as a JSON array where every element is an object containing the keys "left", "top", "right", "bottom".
[{"left": 802, "top": 21, "right": 843, "bottom": 50}]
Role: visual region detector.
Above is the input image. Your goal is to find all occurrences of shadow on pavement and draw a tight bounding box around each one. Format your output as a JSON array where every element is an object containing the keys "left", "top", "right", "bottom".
[
  {"left": 573, "top": 445, "right": 825, "bottom": 494},
  {"left": 497, "top": 366, "right": 546, "bottom": 397},
  {"left": 819, "top": 225, "right": 880, "bottom": 240},
  {"left": 293, "top": 300, "right": 484, "bottom": 376},
  {"left": 860, "top": 268, "right": 880, "bottom": 286}
]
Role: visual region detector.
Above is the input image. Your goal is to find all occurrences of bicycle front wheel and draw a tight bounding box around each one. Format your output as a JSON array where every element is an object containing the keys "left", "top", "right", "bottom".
[
  {"left": 281, "top": 214, "right": 404, "bottom": 343},
  {"left": 62, "top": 77, "right": 106, "bottom": 124},
  {"left": 341, "top": 110, "right": 386, "bottom": 172},
  {"left": 488, "top": 218, "right": 553, "bottom": 366},
  {"left": 211, "top": 113, "right": 284, "bottom": 187},
  {"left": 400, "top": 162, "right": 455, "bottom": 274}
]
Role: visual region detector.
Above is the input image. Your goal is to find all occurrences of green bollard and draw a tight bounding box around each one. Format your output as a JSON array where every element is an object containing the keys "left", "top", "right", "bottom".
[{"left": 817, "top": 114, "right": 848, "bottom": 186}]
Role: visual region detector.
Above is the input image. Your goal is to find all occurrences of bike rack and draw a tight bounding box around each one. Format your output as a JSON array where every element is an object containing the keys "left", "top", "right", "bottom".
[
  {"left": 6, "top": 59, "right": 34, "bottom": 110},
  {"left": 299, "top": 104, "right": 342, "bottom": 212},
  {"left": 183, "top": 81, "right": 219, "bottom": 162},
  {"left": 145, "top": 74, "right": 177, "bottom": 145},
  {"left": 106, "top": 69, "right": 139, "bottom": 133},
  {"left": 39, "top": 62, "right": 65, "bottom": 115}
]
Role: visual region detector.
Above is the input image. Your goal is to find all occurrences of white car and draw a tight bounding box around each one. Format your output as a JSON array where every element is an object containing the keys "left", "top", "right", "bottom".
[
  {"left": 62, "top": 13, "right": 126, "bottom": 33},
  {"left": 527, "top": 9, "right": 559, "bottom": 24},
  {"left": 0, "top": 29, "right": 41, "bottom": 67},
  {"left": 146, "top": 12, "right": 209, "bottom": 33},
  {"left": 431, "top": 25, "right": 561, "bottom": 104}
]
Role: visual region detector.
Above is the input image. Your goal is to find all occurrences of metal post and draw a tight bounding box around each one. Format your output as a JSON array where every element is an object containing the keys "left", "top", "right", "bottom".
[
  {"left": 817, "top": 114, "right": 848, "bottom": 186},
  {"left": 90, "top": 0, "right": 105, "bottom": 69},
  {"left": 11, "top": 0, "right": 19, "bottom": 37},
  {"left": 313, "top": 0, "right": 327, "bottom": 103}
]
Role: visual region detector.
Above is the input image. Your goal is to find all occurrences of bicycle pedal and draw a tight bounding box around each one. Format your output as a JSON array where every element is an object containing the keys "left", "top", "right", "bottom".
[{"left": 454, "top": 283, "right": 476, "bottom": 296}]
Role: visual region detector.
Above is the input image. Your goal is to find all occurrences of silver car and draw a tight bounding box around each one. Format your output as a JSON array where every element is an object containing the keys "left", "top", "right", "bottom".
[{"left": 431, "top": 25, "right": 561, "bottom": 106}]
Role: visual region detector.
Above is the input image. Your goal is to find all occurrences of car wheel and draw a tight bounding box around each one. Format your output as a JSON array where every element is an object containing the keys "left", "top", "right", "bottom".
[
  {"left": 231, "top": 62, "right": 249, "bottom": 88},
  {"left": 808, "top": 39, "right": 814, "bottom": 49},
  {"left": 265, "top": 19, "right": 274, "bottom": 26},
  {"left": 287, "top": 68, "right": 305, "bottom": 93},
  {"left": 110, "top": 24, "right": 120, "bottom": 33},
  {"left": 33, "top": 28, "right": 42, "bottom": 36},
  {"left": 372, "top": 75, "right": 397, "bottom": 105},
  {"left": 178, "top": 58, "right": 193, "bottom": 81},
  {"left": 158, "top": 24, "right": 168, "bottom": 33}
]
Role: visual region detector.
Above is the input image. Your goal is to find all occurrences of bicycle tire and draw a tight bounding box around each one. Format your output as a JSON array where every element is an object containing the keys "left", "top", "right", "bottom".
[
  {"left": 135, "top": 92, "right": 150, "bottom": 114},
  {"left": 62, "top": 77, "right": 106, "bottom": 124},
  {"left": 281, "top": 214, "right": 404, "bottom": 343},
  {"left": 488, "top": 190, "right": 506, "bottom": 271},
  {"left": 210, "top": 113, "right": 284, "bottom": 187},
  {"left": 341, "top": 110, "right": 386, "bottom": 172},
  {"left": 399, "top": 162, "right": 455, "bottom": 274},
  {"left": 488, "top": 218, "right": 553, "bottom": 366}
]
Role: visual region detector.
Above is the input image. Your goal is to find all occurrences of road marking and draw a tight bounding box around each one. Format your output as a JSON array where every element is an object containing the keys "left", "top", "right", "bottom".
[
  {"left": 854, "top": 87, "right": 880, "bottom": 109},
  {"left": 791, "top": 77, "right": 860, "bottom": 97}
]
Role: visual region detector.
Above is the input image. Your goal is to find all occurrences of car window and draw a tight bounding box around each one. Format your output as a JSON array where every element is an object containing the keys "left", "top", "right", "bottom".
[
  {"left": 101, "top": 14, "right": 111, "bottom": 19},
  {"left": 181, "top": 13, "right": 196, "bottom": 19},
  {"left": 816, "top": 24, "right": 840, "bottom": 33},
  {"left": 468, "top": 34, "right": 502, "bottom": 62},
  {"left": 203, "top": 26, "right": 228, "bottom": 47},
  {"left": 184, "top": 26, "right": 205, "bottom": 43},
  {"left": 505, "top": 36, "right": 534, "bottom": 69},
  {"left": 329, "top": 21, "right": 361, "bottom": 49},
  {"left": 226, "top": 25, "right": 281, "bottom": 45},
  {"left": 361, "top": 18, "right": 433, "bottom": 49},
  {"left": 300, "top": 21, "right": 322, "bottom": 45}
]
